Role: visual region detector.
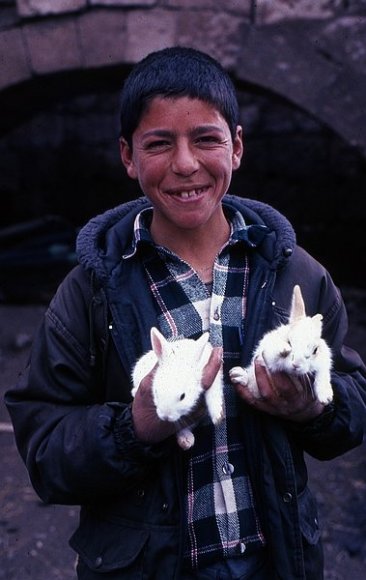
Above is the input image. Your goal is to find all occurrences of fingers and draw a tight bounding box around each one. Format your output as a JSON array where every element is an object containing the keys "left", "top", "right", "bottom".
[
  {"left": 232, "top": 380, "right": 259, "bottom": 407},
  {"left": 132, "top": 363, "right": 177, "bottom": 443},
  {"left": 289, "top": 374, "right": 315, "bottom": 399},
  {"left": 201, "top": 347, "right": 223, "bottom": 391},
  {"left": 253, "top": 361, "right": 280, "bottom": 398}
]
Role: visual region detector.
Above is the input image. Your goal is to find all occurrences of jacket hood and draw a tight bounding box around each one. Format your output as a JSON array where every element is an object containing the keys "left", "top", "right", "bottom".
[{"left": 76, "top": 195, "right": 296, "bottom": 284}]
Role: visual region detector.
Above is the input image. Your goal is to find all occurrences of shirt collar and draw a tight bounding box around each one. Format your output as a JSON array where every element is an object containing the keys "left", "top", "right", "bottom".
[
  {"left": 122, "top": 208, "right": 154, "bottom": 259},
  {"left": 122, "top": 206, "right": 268, "bottom": 260},
  {"left": 224, "top": 206, "right": 269, "bottom": 247}
]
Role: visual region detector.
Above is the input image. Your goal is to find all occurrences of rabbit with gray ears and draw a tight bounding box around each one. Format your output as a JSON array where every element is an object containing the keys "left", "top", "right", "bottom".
[
  {"left": 230, "top": 285, "right": 333, "bottom": 404},
  {"left": 132, "top": 327, "right": 224, "bottom": 450}
]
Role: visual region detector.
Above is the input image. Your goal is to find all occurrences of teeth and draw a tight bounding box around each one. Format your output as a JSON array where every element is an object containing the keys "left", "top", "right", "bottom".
[{"left": 176, "top": 188, "right": 205, "bottom": 198}]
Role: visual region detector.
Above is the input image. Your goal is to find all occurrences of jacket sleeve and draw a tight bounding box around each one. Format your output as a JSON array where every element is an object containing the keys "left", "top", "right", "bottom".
[
  {"left": 5, "top": 267, "right": 171, "bottom": 505},
  {"left": 285, "top": 257, "right": 366, "bottom": 459}
]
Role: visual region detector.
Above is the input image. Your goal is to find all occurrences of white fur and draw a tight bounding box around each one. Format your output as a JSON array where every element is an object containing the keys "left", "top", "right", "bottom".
[
  {"left": 132, "top": 327, "right": 224, "bottom": 450},
  {"left": 230, "top": 285, "right": 333, "bottom": 404}
]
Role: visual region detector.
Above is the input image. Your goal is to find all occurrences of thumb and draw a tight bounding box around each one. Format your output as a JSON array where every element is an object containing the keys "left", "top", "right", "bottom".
[{"left": 202, "top": 347, "right": 223, "bottom": 391}]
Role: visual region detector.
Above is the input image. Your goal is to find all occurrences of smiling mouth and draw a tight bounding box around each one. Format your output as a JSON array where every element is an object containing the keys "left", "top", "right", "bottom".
[{"left": 167, "top": 186, "right": 209, "bottom": 199}]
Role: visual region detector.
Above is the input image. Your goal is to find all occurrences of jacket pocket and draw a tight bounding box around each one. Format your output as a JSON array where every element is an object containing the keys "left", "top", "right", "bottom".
[
  {"left": 298, "top": 486, "right": 321, "bottom": 545},
  {"left": 70, "top": 512, "right": 149, "bottom": 574}
]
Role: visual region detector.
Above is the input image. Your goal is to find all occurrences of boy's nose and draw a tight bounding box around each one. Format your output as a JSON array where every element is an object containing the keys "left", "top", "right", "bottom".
[{"left": 171, "top": 142, "right": 199, "bottom": 176}]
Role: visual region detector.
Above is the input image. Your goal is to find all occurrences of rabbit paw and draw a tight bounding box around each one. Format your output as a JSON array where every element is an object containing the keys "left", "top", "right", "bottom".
[
  {"left": 230, "top": 366, "right": 260, "bottom": 398},
  {"left": 205, "top": 391, "right": 224, "bottom": 425},
  {"left": 314, "top": 382, "right": 333, "bottom": 405},
  {"left": 209, "top": 404, "right": 224, "bottom": 425},
  {"left": 177, "top": 428, "right": 195, "bottom": 450},
  {"left": 229, "top": 366, "right": 249, "bottom": 386}
]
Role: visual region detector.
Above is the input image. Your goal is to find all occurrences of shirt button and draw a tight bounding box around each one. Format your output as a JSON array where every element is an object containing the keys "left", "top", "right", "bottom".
[
  {"left": 222, "top": 462, "right": 235, "bottom": 476},
  {"left": 213, "top": 307, "right": 220, "bottom": 321},
  {"left": 94, "top": 556, "right": 103, "bottom": 568},
  {"left": 162, "top": 502, "right": 169, "bottom": 512},
  {"left": 283, "top": 492, "right": 293, "bottom": 503},
  {"left": 283, "top": 247, "right": 293, "bottom": 257},
  {"left": 238, "top": 541, "right": 246, "bottom": 554}
]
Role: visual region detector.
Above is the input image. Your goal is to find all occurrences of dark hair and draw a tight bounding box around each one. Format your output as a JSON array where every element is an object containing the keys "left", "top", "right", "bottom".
[{"left": 119, "top": 46, "right": 239, "bottom": 146}]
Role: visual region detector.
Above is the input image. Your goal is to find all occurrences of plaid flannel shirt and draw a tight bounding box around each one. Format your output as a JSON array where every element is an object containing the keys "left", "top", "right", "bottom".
[{"left": 127, "top": 206, "right": 266, "bottom": 569}]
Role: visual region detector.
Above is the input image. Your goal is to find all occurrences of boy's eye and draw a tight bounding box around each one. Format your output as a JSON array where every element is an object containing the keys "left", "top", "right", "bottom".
[
  {"left": 196, "top": 135, "right": 221, "bottom": 145},
  {"left": 144, "top": 139, "right": 171, "bottom": 150}
]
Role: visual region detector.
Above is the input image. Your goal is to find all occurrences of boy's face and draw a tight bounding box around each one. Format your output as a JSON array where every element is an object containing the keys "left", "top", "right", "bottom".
[{"left": 120, "top": 96, "right": 243, "bottom": 236}]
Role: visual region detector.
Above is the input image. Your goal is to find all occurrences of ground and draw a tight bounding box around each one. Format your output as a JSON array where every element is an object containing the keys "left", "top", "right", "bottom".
[{"left": 0, "top": 289, "right": 365, "bottom": 579}]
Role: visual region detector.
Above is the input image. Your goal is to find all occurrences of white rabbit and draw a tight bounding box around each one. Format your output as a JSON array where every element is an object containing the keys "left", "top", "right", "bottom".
[
  {"left": 132, "top": 327, "right": 224, "bottom": 450},
  {"left": 230, "top": 285, "right": 333, "bottom": 404}
]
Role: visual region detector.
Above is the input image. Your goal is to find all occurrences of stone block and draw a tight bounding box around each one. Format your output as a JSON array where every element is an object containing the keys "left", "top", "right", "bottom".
[
  {"left": 89, "top": 0, "right": 155, "bottom": 5},
  {"left": 225, "top": 0, "right": 252, "bottom": 13},
  {"left": 344, "top": 0, "right": 366, "bottom": 11},
  {"left": 0, "top": 6, "right": 20, "bottom": 28},
  {"left": 16, "top": 0, "right": 87, "bottom": 18},
  {"left": 176, "top": 10, "right": 245, "bottom": 68},
  {"left": 0, "top": 29, "right": 31, "bottom": 90},
  {"left": 160, "top": 0, "right": 216, "bottom": 6},
  {"left": 320, "top": 16, "right": 366, "bottom": 75},
  {"left": 24, "top": 19, "right": 82, "bottom": 74},
  {"left": 163, "top": 0, "right": 251, "bottom": 15},
  {"left": 124, "top": 9, "right": 176, "bottom": 63},
  {"left": 255, "top": 0, "right": 337, "bottom": 25},
  {"left": 77, "top": 9, "right": 128, "bottom": 67}
]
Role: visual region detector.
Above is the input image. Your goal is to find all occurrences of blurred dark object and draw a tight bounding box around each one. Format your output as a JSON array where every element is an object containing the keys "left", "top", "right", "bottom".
[{"left": 0, "top": 216, "right": 77, "bottom": 304}]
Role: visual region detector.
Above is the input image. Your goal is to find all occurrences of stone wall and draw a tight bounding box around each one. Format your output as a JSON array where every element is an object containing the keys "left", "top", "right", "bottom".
[
  {"left": 12, "top": 0, "right": 365, "bottom": 22},
  {"left": 1, "top": 0, "right": 366, "bottom": 287},
  {"left": 1, "top": 1, "right": 366, "bottom": 155},
  {"left": 1, "top": 64, "right": 366, "bottom": 287}
]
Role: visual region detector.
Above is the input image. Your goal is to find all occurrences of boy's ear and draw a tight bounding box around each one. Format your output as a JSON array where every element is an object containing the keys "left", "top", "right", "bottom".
[
  {"left": 232, "top": 125, "right": 244, "bottom": 171},
  {"left": 119, "top": 138, "right": 138, "bottom": 179}
]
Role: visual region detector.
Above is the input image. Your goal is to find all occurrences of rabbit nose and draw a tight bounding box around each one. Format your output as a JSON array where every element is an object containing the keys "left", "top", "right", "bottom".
[{"left": 157, "top": 409, "right": 174, "bottom": 422}]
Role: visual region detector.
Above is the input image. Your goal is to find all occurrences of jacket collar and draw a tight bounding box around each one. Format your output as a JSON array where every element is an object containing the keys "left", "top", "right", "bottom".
[{"left": 76, "top": 195, "right": 296, "bottom": 283}]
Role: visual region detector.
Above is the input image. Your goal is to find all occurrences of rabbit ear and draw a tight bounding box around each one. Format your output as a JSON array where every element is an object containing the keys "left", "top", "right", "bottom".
[
  {"left": 150, "top": 327, "right": 167, "bottom": 359},
  {"left": 289, "top": 285, "right": 306, "bottom": 322},
  {"left": 311, "top": 313, "right": 323, "bottom": 333}
]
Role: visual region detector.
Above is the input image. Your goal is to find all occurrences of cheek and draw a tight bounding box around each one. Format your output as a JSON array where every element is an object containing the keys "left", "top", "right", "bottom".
[
  {"left": 137, "top": 160, "right": 166, "bottom": 188},
  {"left": 207, "top": 153, "right": 235, "bottom": 181}
]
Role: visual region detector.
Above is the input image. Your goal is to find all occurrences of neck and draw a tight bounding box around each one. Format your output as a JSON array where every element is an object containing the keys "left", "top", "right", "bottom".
[
  {"left": 152, "top": 218, "right": 230, "bottom": 255},
  {"left": 150, "top": 211, "right": 230, "bottom": 282}
]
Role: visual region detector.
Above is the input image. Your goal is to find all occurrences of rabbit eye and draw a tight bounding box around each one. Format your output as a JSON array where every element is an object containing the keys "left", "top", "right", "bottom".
[
  {"left": 179, "top": 393, "right": 186, "bottom": 401},
  {"left": 312, "top": 346, "right": 318, "bottom": 355}
]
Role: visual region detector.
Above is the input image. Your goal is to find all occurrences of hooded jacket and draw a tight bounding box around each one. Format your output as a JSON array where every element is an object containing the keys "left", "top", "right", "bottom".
[{"left": 5, "top": 195, "right": 366, "bottom": 579}]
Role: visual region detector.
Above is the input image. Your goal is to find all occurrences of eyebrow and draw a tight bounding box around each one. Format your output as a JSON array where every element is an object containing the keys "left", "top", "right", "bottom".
[
  {"left": 192, "top": 125, "right": 226, "bottom": 136},
  {"left": 140, "top": 125, "right": 226, "bottom": 139}
]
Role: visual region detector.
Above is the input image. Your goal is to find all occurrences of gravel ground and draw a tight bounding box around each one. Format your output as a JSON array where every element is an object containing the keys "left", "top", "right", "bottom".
[{"left": 1, "top": 288, "right": 365, "bottom": 579}]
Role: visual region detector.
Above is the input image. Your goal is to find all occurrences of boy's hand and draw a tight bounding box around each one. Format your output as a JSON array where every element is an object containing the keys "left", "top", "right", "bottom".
[
  {"left": 131, "top": 363, "right": 176, "bottom": 444},
  {"left": 132, "top": 347, "right": 223, "bottom": 443},
  {"left": 233, "top": 360, "right": 326, "bottom": 423}
]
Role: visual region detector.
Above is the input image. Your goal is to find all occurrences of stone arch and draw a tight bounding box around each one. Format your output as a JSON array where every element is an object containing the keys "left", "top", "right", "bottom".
[
  {"left": 1, "top": 6, "right": 366, "bottom": 155},
  {"left": 234, "top": 19, "right": 366, "bottom": 157},
  {"left": 1, "top": 3, "right": 366, "bottom": 289}
]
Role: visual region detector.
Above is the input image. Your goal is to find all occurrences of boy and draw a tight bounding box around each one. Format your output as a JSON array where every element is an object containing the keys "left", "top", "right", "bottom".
[{"left": 6, "top": 47, "right": 366, "bottom": 579}]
